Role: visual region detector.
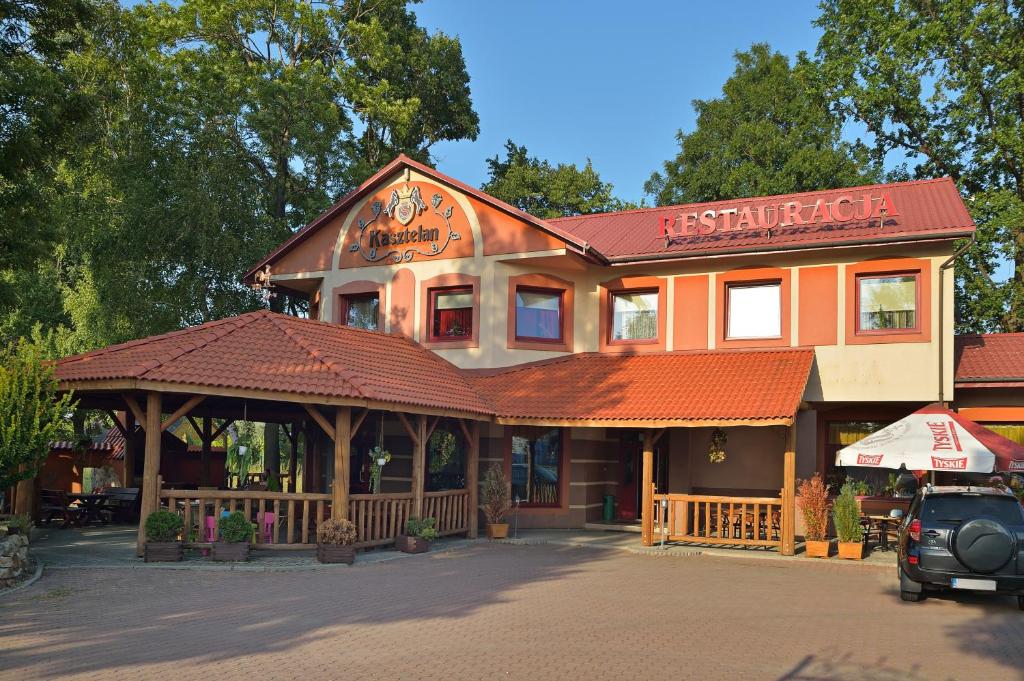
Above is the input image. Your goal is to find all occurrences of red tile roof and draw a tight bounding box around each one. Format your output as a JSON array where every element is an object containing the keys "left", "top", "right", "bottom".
[
  {"left": 57, "top": 311, "right": 492, "bottom": 416},
  {"left": 955, "top": 333, "right": 1024, "bottom": 387},
  {"left": 548, "top": 177, "right": 974, "bottom": 262},
  {"left": 57, "top": 313, "right": 814, "bottom": 425},
  {"left": 468, "top": 349, "right": 814, "bottom": 424}
]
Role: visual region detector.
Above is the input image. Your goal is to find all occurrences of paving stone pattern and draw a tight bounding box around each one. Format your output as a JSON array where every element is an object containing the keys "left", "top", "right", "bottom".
[{"left": 2, "top": 543, "right": 1021, "bottom": 680}]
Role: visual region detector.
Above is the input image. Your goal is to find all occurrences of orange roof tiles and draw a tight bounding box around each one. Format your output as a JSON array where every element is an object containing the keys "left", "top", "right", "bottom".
[
  {"left": 57, "top": 313, "right": 814, "bottom": 424},
  {"left": 468, "top": 349, "right": 814, "bottom": 423},
  {"left": 955, "top": 333, "right": 1024, "bottom": 387},
  {"left": 56, "top": 311, "right": 492, "bottom": 416}
]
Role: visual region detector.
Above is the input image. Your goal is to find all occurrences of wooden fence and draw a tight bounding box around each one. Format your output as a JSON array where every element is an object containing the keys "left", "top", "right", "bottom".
[
  {"left": 652, "top": 493, "right": 783, "bottom": 549},
  {"left": 159, "top": 484, "right": 471, "bottom": 549}
]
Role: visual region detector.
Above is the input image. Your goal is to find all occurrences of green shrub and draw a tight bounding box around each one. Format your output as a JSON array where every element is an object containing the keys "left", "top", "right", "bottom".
[
  {"left": 405, "top": 516, "right": 438, "bottom": 541},
  {"left": 832, "top": 483, "right": 864, "bottom": 543},
  {"left": 144, "top": 510, "right": 183, "bottom": 543},
  {"left": 6, "top": 513, "right": 33, "bottom": 537},
  {"left": 480, "top": 464, "right": 511, "bottom": 525},
  {"left": 219, "top": 511, "right": 254, "bottom": 544}
]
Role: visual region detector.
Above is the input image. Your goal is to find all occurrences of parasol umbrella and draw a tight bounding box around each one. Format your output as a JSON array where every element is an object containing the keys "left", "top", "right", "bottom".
[{"left": 835, "top": 404, "right": 1024, "bottom": 474}]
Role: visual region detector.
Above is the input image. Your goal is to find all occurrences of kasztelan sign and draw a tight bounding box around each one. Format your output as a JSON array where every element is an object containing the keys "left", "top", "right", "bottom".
[{"left": 349, "top": 184, "right": 462, "bottom": 263}]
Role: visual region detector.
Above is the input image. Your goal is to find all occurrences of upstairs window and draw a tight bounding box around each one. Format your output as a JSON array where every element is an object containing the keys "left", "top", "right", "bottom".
[
  {"left": 515, "top": 288, "right": 563, "bottom": 342},
  {"left": 429, "top": 287, "right": 473, "bottom": 341},
  {"left": 857, "top": 274, "right": 918, "bottom": 332},
  {"left": 611, "top": 290, "right": 658, "bottom": 341},
  {"left": 341, "top": 293, "right": 379, "bottom": 331},
  {"left": 726, "top": 282, "right": 781, "bottom": 339}
]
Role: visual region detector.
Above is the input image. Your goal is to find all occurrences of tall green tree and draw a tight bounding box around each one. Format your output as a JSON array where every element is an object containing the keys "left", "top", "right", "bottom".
[
  {"left": 482, "top": 139, "right": 633, "bottom": 219},
  {"left": 816, "top": 0, "right": 1024, "bottom": 332},
  {"left": 645, "top": 43, "right": 879, "bottom": 206}
]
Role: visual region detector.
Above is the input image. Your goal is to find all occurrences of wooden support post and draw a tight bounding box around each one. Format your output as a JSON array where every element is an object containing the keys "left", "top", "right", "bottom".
[
  {"left": 123, "top": 411, "right": 137, "bottom": 487},
  {"left": 641, "top": 429, "right": 655, "bottom": 547},
  {"left": 466, "top": 420, "right": 480, "bottom": 539},
  {"left": 200, "top": 417, "right": 212, "bottom": 488},
  {"left": 332, "top": 406, "right": 351, "bottom": 520},
  {"left": 781, "top": 425, "right": 797, "bottom": 556},
  {"left": 137, "top": 392, "right": 162, "bottom": 556},
  {"left": 300, "top": 421, "right": 311, "bottom": 493},
  {"left": 412, "top": 415, "right": 426, "bottom": 518},
  {"left": 288, "top": 421, "right": 299, "bottom": 493},
  {"left": 13, "top": 468, "right": 34, "bottom": 518}
]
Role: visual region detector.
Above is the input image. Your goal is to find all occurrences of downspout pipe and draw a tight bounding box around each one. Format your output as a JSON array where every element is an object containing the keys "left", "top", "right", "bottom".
[{"left": 938, "top": 235, "right": 975, "bottom": 406}]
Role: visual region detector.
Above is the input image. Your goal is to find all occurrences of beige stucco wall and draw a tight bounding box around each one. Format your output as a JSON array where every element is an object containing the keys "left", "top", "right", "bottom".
[{"left": 271, "top": 171, "right": 957, "bottom": 402}]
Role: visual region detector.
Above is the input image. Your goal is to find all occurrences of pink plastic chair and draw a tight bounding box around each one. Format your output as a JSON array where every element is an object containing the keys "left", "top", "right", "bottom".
[
  {"left": 256, "top": 511, "right": 276, "bottom": 544},
  {"left": 201, "top": 516, "right": 217, "bottom": 556}
]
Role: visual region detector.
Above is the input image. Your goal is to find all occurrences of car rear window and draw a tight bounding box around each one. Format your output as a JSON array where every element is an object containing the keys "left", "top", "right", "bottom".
[{"left": 921, "top": 495, "right": 1024, "bottom": 525}]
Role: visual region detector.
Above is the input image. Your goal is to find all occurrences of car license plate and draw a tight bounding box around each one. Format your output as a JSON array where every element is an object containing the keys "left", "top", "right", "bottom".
[{"left": 951, "top": 577, "right": 997, "bottom": 591}]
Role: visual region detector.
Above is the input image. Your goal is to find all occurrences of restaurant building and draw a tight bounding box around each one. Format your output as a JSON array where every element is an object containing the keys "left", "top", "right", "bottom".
[{"left": 43, "top": 154, "right": 1024, "bottom": 555}]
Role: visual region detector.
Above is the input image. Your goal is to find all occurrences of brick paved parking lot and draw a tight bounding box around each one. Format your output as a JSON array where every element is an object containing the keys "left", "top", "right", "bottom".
[{"left": 1, "top": 544, "right": 1022, "bottom": 680}]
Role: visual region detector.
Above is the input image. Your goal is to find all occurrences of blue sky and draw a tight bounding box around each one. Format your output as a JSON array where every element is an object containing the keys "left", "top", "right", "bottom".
[{"left": 413, "top": 0, "right": 830, "bottom": 204}]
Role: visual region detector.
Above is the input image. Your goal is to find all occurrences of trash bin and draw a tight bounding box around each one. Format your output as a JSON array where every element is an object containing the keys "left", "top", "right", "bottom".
[{"left": 603, "top": 494, "right": 615, "bottom": 522}]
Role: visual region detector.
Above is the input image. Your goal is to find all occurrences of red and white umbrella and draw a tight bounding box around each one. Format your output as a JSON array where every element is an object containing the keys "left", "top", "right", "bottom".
[{"left": 835, "top": 404, "right": 1024, "bottom": 474}]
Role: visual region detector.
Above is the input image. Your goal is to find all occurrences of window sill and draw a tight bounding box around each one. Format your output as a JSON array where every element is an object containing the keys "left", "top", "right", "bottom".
[
  {"left": 848, "top": 329, "right": 928, "bottom": 345},
  {"left": 509, "top": 337, "right": 571, "bottom": 352}
]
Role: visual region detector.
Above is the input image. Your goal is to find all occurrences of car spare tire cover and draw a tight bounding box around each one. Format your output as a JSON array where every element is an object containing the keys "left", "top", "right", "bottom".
[{"left": 953, "top": 518, "right": 1015, "bottom": 573}]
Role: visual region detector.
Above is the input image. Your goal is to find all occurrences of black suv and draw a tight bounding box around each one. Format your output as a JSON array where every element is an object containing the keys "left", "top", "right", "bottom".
[{"left": 897, "top": 485, "right": 1024, "bottom": 609}]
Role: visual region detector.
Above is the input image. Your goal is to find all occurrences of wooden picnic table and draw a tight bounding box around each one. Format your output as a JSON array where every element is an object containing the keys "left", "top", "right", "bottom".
[{"left": 68, "top": 492, "right": 111, "bottom": 525}]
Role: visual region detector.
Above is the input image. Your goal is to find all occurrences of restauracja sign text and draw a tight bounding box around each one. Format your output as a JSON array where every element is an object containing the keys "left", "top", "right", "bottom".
[{"left": 658, "top": 192, "right": 899, "bottom": 239}]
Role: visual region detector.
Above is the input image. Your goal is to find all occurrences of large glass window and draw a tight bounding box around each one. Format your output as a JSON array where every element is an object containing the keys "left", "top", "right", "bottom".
[
  {"left": 342, "top": 293, "right": 379, "bottom": 330},
  {"left": 429, "top": 287, "right": 473, "bottom": 340},
  {"left": 515, "top": 287, "right": 562, "bottom": 341},
  {"left": 857, "top": 274, "right": 918, "bottom": 332},
  {"left": 611, "top": 290, "right": 658, "bottom": 341},
  {"left": 510, "top": 427, "right": 562, "bottom": 506},
  {"left": 726, "top": 282, "right": 781, "bottom": 339}
]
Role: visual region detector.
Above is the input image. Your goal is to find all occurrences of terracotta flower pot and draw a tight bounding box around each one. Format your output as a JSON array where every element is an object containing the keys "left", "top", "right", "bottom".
[
  {"left": 804, "top": 539, "right": 830, "bottom": 559},
  {"left": 395, "top": 534, "right": 430, "bottom": 554},
  {"left": 837, "top": 541, "right": 864, "bottom": 560},
  {"left": 211, "top": 542, "right": 251, "bottom": 562},
  {"left": 486, "top": 523, "right": 509, "bottom": 539},
  {"left": 317, "top": 544, "right": 355, "bottom": 564},
  {"left": 144, "top": 541, "right": 183, "bottom": 563}
]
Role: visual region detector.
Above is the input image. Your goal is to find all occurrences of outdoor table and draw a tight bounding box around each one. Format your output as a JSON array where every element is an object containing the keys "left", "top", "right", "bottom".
[
  {"left": 68, "top": 492, "right": 111, "bottom": 525},
  {"left": 863, "top": 514, "right": 901, "bottom": 551}
]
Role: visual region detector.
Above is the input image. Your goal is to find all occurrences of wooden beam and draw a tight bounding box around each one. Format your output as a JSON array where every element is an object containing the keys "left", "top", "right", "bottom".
[
  {"left": 288, "top": 421, "right": 299, "bottom": 494},
  {"left": 781, "top": 425, "right": 797, "bottom": 557},
  {"left": 425, "top": 415, "right": 441, "bottom": 444},
  {"left": 332, "top": 407, "right": 351, "bottom": 520},
  {"left": 396, "top": 412, "right": 419, "bottom": 447},
  {"left": 123, "top": 395, "right": 145, "bottom": 429},
  {"left": 122, "top": 411, "right": 137, "bottom": 487},
  {"left": 106, "top": 410, "right": 129, "bottom": 438},
  {"left": 200, "top": 417, "right": 212, "bottom": 488},
  {"left": 467, "top": 420, "right": 480, "bottom": 539},
  {"left": 137, "top": 392, "right": 162, "bottom": 556},
  {"left": 211, "top": 419, "right": 234, "bottom": 443},
  {"left": 160, "top": 395, "right": 205, "bottom": 432},
  {"left": 494, "top": 416, "right": 793, "bottom": 429},
  {"left": 350, "top": 408, "right": 369, "bottom": 441},
  {"left": 456, "top": 417, "right": 472, "bottom": 444},
  {"left": 303, "top": 404, "right": 335, "bottom": 441},
  {"left": 641, "top": 429, "right": 655, "bottom": 547},
  {"left": 186, "top": 415, "right": 202, "bottom": 438},
  {"left": 282, "top": 422, "right": 297, "bottom": 446},
  {"left": 411, "top": 415, "right": 426, "bottom": 518},
  {"left": 651, "top": 428, "right": 668, "bottom": 447}
]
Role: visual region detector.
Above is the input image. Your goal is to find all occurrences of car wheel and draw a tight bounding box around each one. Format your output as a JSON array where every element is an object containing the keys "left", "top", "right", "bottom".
[{"left": 900, "top": 590, "right": 924, "bottom": 602}]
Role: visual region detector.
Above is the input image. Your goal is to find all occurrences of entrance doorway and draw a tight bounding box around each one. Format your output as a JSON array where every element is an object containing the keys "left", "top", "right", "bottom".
[{"left": 616, "top": 435, "right": 667, "bottom": 521}]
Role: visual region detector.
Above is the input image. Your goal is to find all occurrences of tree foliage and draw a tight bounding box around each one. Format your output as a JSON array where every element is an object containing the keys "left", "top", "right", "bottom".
[
  {"left": 815, "top": 0, "right": 1024, "bottom": 332},
  {"left": 482, "top": 139, "right": 635, "bottom": 219},
  {"left": 0, "top": 337, "right": 76, "bottom": 493},
  {"left": 646, "top": 43, "right": 880, "bottom": 206}
]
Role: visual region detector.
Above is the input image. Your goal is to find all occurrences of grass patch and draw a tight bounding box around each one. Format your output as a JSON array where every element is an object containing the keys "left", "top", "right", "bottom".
[{"left": 39, "top": 587, "right": 75, "bottom": 600}]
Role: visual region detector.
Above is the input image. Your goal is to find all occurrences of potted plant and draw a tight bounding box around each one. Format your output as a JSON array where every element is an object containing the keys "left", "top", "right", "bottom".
[
  {"left": 833, "top": 482, "right": 865, "bottom": 560},
  {"left": 797, "top": 475, "right": 831, "bottom": 559},
  {"left": 396, "top": 517, "right": 437, "bottom": 553},
  {"left": 143, "top": 510, "right": 184, "bottom": 562},
  {"left": 480, "top": 464, "right": 511, "bottom": 539},
  {"left": 211, "top": 510, "right": 253, "bottom": 561},
  {"left": 316, "top": 518, "right": 357, "bottom": 564}
]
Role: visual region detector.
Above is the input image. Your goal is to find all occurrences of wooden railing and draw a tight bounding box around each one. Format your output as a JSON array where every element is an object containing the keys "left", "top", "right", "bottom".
[
  {"left": 423, "top": 489, "right": 470, "bottom": 536},
  {"left": 159, "top": 485, "right": 472, "bottom": 549},
  {"left": 652, "top": 493, "right": 783, "bottom": 549},
  {"left": 348, "top": 493, "right": 413, "bottom": 548}
]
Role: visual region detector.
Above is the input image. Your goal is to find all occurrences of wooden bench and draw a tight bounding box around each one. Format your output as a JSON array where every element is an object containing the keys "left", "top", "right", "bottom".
[
  {"left": 102, "top": 487, "right": 141, "bottom": 523},
  {"left": 39, "top": 489, "right": 82, "bottom": 527}
]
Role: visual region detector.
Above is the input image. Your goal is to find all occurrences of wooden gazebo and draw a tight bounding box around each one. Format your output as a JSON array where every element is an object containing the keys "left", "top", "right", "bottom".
[{"left": 52, "top": 310, "right": 492, "bottom": 554}]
